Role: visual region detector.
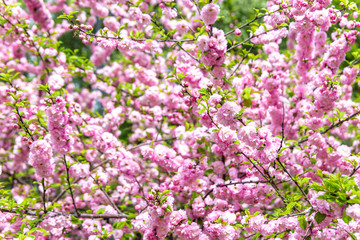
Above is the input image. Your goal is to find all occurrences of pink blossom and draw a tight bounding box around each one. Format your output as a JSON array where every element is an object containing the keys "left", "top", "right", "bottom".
[
  {"left": 216, "top": 101, "right": 241, "bottom": 127},
  {"left": 46, "top": 97, "right": 73, "bottom": 154},
  {"left": 23, "top": 0, "right": 54, "bottom": 30},
  {"left": 176, "top": 20, "right": 189, "bottom": 35},
  {"left": 201, "top": 4, "right": 220, "bottom": 25},
  {"left": 346, "top": 204, "right": 360, "bottom": 219},
  {"left": 29, "top": 139, "right": 54, "bottom": 178}
]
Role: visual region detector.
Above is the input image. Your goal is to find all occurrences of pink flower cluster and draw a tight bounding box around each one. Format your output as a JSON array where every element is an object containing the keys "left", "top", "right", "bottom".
[
  {"left": 28, "top": 139, "right": 53, "bottom": 178},
  {"left": 46, "top": 97, "right": 73, "bottom": 154},
  {"left": 215, "top": 101, "right": 241, "bottom": 129},
  {"left": 142, "top": 145, "right": 181, "bottom": 172},
  {"left": 201, "top": 4, "right": 220, "bottom": 25},
  {"left": 2, "top": 0, "right": 360, "bottom": 239},
  {"left": 23, "top": 0, "right": 54, "bottom": 30},
  {"left": 198, "top": 28, "right": 227, "bottom": 77}
]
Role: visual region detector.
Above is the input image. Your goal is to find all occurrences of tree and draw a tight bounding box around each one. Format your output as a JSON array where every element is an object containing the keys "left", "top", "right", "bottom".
[{"left": 1, "top": 0, "right": 360, "bottom": 239}]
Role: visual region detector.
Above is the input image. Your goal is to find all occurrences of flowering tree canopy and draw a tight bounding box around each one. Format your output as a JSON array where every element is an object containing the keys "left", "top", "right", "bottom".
[{"left": 2, "top": 0, "right": 360, "bottom": 239}]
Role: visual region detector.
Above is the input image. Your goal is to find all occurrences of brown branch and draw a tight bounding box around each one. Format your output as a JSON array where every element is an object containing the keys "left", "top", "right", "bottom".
[
  {"left": 276, "top": 158, "right": 311, "bottom": 205},
  {"left": 90, "top": 175, "right": 122, "bottom": 215},
  {"left": 302, "top": 222, "right": 313, "bottom": 240},
  {"left": 176, "top": 43, "right": 200, "bottom": 63},
  {"left": 225, "top": 7, "right": 287, "bottom": 36},
  {"left": 240, "top": 152, "right": 288, "bottom": 203},
  {"left": 0, "top": 208, "right": 127, "bottom": 219},
  {"left": 278, "top": 103, "right": 285, "bottom": 152},
  {"left": 238, "top": 119, "right": 247, "bottom": 126},
  {"left": 14, "top": 107, "right": 35, "bottom": 141},
  {"left": 217, "top": 180, "right": 268, "bottom": 187},
  {"left": 226, "top": 28, "right": 278, "bottom": 52},
  {"left": 77, "top": 28, "right": 195, "bottom": 43},
  {"left": 50, "top": 159, "right": 110, "bottom": 206},
  {"left": 228, "top": 45, "right": 254, "bottom": 79},
  {"left": 41, "top": 178, "right": 47, "bottom": 213},
  {"left": 127, "top": 138, "right": 176, "bottom": 151},
  {"left": 321, "top": 110, "right": 360, "bottom": 135},
  {"left": 297, "top": 109, "right": 360, "bottom": 145},
  {"left": 349, "top": 166, "right": 360, "bottom": 177},
  {"left": 275, "top": 105, "right": 311, "bottom": 205},
  {"left": 134, "top": 177, "right": 149, "bottom": 213},
  {"left": 63, "top": 156, "right": 80, "bottom": 216},
  {"left": 337, "top": 58, "right": 360, "bottom": 75}
]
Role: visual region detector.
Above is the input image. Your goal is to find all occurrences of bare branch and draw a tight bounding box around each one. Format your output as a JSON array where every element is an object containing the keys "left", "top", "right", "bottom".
[
  {"left": 0, "top": 208, "right": 127, "bottom": 219},
  {"left": 297, "top": 109, "right": 360, "bottom": 145},
  {"left": 63, "top": 156, "right": 80, "bottom": 216},
  {"left": 127, "top": 138, "right": 176, "bottom": 151},
  {"left": 228, "top": 45, "right": 254, "bottom": 79}
]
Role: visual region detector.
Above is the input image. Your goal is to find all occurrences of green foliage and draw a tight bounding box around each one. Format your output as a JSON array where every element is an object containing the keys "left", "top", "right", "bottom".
[
  {"left": 58, "top": 31, "right": 92, "bottom": 59},
  {"left": 118, "top": 121, "right": 133, "bottom": 145},
  {"left": 57, "top": 11, "right": 78, "bottom": 22},
  {"left": 314, "top": 212, "right": 326, "bottom": 224},
  {"left": 310, "top": 173, "right": 360, "bottom": 206},
  {"left": 242, "top": 87, "right": 253, "bottom": 107},
  {"left": 298, "top": 215, "right": 307, "bottom": 230},
  {"left": 216, "top": 0, "right": 266, "bottom": 38}
]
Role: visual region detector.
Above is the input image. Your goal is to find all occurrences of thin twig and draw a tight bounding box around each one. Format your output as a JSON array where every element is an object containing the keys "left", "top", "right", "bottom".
[
  {"left": 41, "top": 178, "right": 47, "bottom": 213},
  {"left": 50, "top": 159, "right": 110, "bottom": 205},
  {"left": 176, "top": 43, "right": 200, "bottom": 63},
  {"left": 90, "top": 175, "right": 122, "bottom": 215},
  {"left": 225, "top": 7, "right": 286, "bottom": 36},
  {"left": 228, "top": 45, "right": 254, "bottom": 79},
  {"left": 321, "top": 110, "right": 360, "bottom": 134},
  {"left": 275, "top": 106, "right": 311, "bottom": 205},
  {"left": 276, "top": 158, "right": 311, "bottom": 205},
  {"left": 127, "top": 138, "right": 176, "bottom": 151},
  {"left": 278, "top": 103, "right": 285, "bottom": 152},
  {"left": 302, "top": 222, "right": 313, "bottom": 240},
  {"left": 297, "top": 109, "right": 360, "bottom": 145},
  {"left": 349, "top": 166, "right": 360, "bottom": 177},
  {"left": 337, "top": 58, "right": 360, "bottom": 75},
  {"left": 217, "top": 180, "right": 268, "bottom": 187},
  {"left": 240, "top": 152, "right": 288, "bottom": 203},
  {"left": 0, "top": 208, "right": 127, "bottom": 219},
  {"left": 134, "top": 178, "right": 149, "bottom": 213},
  {"left": 77, "top": 28, "right": 195, "bottom": 42},
  {"left": 227, "top": 28, "right": 278, "bottom": 52},
  {"left": 63, "top": 156, "right": 80, "bottom": 216}
]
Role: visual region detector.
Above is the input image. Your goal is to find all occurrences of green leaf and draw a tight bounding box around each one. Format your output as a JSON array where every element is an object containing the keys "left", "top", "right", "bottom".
[
  {"left": 40, "top": 73, "right": 47, "bottom": 81},
  {"left": 126, "top": 98, "right": 131, "bottom": 106},
  {"left": 4, "top": 102, "right": 14, "bottom": 107},
  {"left": 96, "top": 208, "right": 105, "bottom": 214},
  {"left": 205, "top": 169, "right": 214, "bottom": 175},
  {"left": 127, "top": 213, "right": 137, "bottom": 219},
  {"left": 347, "top": 198, "right": 360, "bottom": 204},
  {"left": 71, "top": 215, "right": 82, "bottom": 225},
  {"left": 165, "top": 205, "right": 172, "bottom": 213},
  {"left": 162, "top": 190, "right": 170, "bottom": 195},
  {"left": 10, "top": 215, "right": 18, "bottom": 224},
  {"left": 198, "top": 88, "right": 209, "bottom": 96},
  {"left": 28, "top": 227, "right": 50, "bottom": 236},
  {"left": 326, "top": 147, "right": 333, "bottom": 153},
  {"left": 314, "top": 212, "right": 326, "bottom": 224},
  {"left": 190, "top": 191, "right": 201, "bottom": 204},
  {"left": 298, "top": 215, "right": 307, "bottom": 230},
  {"left": 113, "top": 221, "right": 126, "bottom": 229},
  {"left": 348, "top": 232, "right": 357, "bottom": 240},
  {"left": 125, "top": 221, "right": 132, "bottom": 228},
  {"left": 342, "top": 211, "right": 353, "bottom": 224},
  {"left": 198, "top": 108, "right": 206, "bottom": 114}
]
